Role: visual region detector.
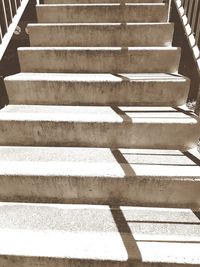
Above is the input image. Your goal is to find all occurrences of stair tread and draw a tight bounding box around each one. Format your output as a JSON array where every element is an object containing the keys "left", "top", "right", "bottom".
[
  {"left": 39, "top": 3, "right": 165, "bottom": 6},
  {"left": 0, "top": 203, "right": 200, "bottom": 265},
  {"left": 18, "top": 46, "right": 179, "bottom": 50},
  {"left": 5, "top": 72, "right": 188, "bottom": 82},
  {"left": 44, "top": 0, "right": 164, "bottom": 3},
  {"left": 0, "top": 146, "right": 199, "bottom": 178},
  {"left": 0, "top": 105, "right": 198, "bottom": 124},
  {"left": 29, "top": 22, "right": 172, "bottom": 25}
]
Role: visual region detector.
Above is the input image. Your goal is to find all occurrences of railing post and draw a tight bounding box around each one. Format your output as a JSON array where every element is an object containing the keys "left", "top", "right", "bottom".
[
  {"left": 164, "top": 0, "right": 172, "bottom": 22},
  {"left": 173, "top": 0, "right": 200, "bottom": 118},
  {"left": 195, "top": 84, "right": 200, "bottom": 117},
  {"left": 0, "top": 0, "right": 9, "bottom": 35}
]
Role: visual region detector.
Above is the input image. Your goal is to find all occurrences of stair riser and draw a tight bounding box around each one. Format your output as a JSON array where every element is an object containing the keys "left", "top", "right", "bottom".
[
  {"left": 0, "top": 121, "right": 198, "bottom": 149},
  {"left": 36, "top": 5, "right": 168, "bottom": 23},
  {"left": 0, "top": 256, "right": 191, "bottom": 267},
  {"left": 29, "top": 24, "right": 173, "bottom": 47},
  {"left": 0, "top": 258, "right": 124, "bottom": 267},
  {"left": 0, "top": 176, "right": 200, "bottom": 208},
  {"left": 5, "top": 80, "right": 190, "bottom": 106},
  {"left": 18, "top": 49, "right": 181, "bottom": 73}
]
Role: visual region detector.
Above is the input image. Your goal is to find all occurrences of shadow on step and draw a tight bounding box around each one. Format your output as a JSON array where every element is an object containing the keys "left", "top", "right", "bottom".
[
  {"left": 194, "top": 211, "right": 200, "bottom": 221},
  {"left": 112, "top": 148, "right": 200, "bottom": 168},
  {"left": 109, "top": 205, "right": 200, "bottom": 265},
  {"left": 112, "top": 73, "right": 184, "bottom": 81},
  {"left": 0, "top": 77, "right": 8, "bottom": 109},
  {"left": 183, "top": 151, "right": 200, "bottom": 166},
  {"left": 1, "top": 203, "right": 200, "bottom": 264},
  {"left": 110, "top": 105, "right": 198, "bottom": 122},
  {"left": 111, "top": 149, "right": 136, "bottom": 176},
  {"left": 110, "top": 205, "right": 142, "bottom": 262}
]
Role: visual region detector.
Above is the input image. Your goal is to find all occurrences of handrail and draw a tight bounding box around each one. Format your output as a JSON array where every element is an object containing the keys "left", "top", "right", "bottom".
[
  {"left": 173, "top": 0, "right": 200, "bottom": 116},
  {"left": 0, "top": 0, "right": 30, "bottom": 61}
]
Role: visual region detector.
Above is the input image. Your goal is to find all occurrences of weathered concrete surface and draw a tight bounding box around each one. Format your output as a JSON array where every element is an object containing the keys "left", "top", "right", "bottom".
[
  {"left": 1, "top": 0, "right": 200, "bottom": 264},
  {"left": 4, "top": 73, "right": 190, "bottom": 106},
  {"left": 18, "top": 47, "right": 181, "bottom": 73},
  {"left": 0, "top": 147, "right": 199, "bottom": 207},
  {"left": 28, "top": 23, "right": 174, "bottom": 47},
  {"left": 0, "top": 105, "right": 199, "bottom": 149},
  {"left": 36, "top": 4, "right": 167, "bottom": 23},
  {"left": 0, "top": 203, "right": 200, "bottom": 266}
]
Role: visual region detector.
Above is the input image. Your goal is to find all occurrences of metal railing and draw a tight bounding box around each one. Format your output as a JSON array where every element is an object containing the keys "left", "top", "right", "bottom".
[
  {"left": 174, "top": 0, "right": 200, "bottom": 116},
  {"left": 0, "top": 0, "right": 30, "bottom": 61},
  {"left": 181, "top": 0, "right": 200, "bottom": 49}
]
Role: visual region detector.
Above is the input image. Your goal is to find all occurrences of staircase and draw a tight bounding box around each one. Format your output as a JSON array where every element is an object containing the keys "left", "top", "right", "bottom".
[{"left": 1, "top": 0, "right": 200, "bottom": 265}]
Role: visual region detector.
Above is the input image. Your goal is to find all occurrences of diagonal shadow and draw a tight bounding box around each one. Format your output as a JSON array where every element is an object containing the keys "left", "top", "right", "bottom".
[
  {"left": 110, "top": 205, "right": 142, "bottom": 262},
  {"left": 112, "top": 73, "right": 130, "bottom": 81},
  {"left": 111, "top": 148, "right": 136, "bottom": 177},
  {"left": 193, "top": 211, "right": 200, "bottom": 222},
  {"left": 166, "top": 72, "right": 181, "bottom": 77},
  {"left": 174, "top": 106, "right": 197, "bottom": 117},
  {"left": 183, "top": 151, "right": 200, "bottom": 166},
  {"left": 110, "top": 105, "right": 133, "bottom": 123},
  {"left": 0, "top": 77, "right": 8, "bottom": 109}
]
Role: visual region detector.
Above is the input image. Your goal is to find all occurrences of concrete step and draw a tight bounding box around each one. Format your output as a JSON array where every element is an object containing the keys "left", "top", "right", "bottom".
[
  {"left": 44, "top": 0, "right": 164, "bottom": 3},
  {"left": 4, "top": 73, "right": 190, "bottom": 106},
  {"left": 0, "top": 203, "right": 200, "bottom": 266},
  {"left": 0, "top": 105, "right": 199, "bottom": 149},
  {"left": 28, "top": 23, "right": 174, "bottom": 47},
  {"left": 36, "top": 4, "right": 168, "bottom": 23},
  {"left": 18, "top": 47, "right": 181, "bottom": 73},
  {"left": 0, "top": 146, "right": 200, "bottom": 207}
]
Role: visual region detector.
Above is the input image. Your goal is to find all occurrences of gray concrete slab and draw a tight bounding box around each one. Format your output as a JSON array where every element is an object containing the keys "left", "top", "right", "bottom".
[
  {"left": 18, "top": 47, "right": 181, "bottom": 73},
  {"left": 36, "top": 4, "right": 167, "bottom": 23},
  {"left": 0, "top": 105, "right": 199, "bottom": 149},
  {"left": 4, "top": 73, "right": 190, "bottom": 106},
  {"left": 0, "top": 146, "right": 199, "bottom": 207},
  {"left": 28, "top": 23, "right": 174, "bottom": 47},
  {"left": 0, "top": 203, "right": 200, "bottom": 266}
]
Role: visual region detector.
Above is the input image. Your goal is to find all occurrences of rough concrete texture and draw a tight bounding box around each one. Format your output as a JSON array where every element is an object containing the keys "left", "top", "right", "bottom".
[
  {"left": 36, "top": 4, "right": 167, "bottom": 23},
  {"left": 0, "top": 105, "right": 199, "bottom": 149},
  {"left": 18, "top": 47, "right": 181, "bottom": 73},
  {"left": 4, "top": 73, "right": 190, "bottom": 106},
  {"left": 1, "top": 0, "right": 200, "bottom": 265},
  {"left": 28, "top": 23, "right": 174, "bottom": 47},
  {"left": 0, "top": 147, "right": 199, "bottom": 207},
  {"left": 0, "top": 203, "right": 200, "bottom": 266}
]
